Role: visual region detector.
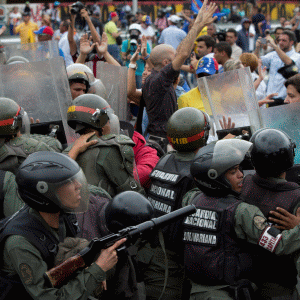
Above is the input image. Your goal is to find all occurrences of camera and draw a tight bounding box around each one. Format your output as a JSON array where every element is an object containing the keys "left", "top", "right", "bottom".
[
  {"left": 215, "top": 30, "right": 226, "bottom": 42},
  {"left": 260, "top": 38, "right": 267, "bottom": 45},
  {"left": 70, "top": 1, "right": 85, "bottom": 16}
]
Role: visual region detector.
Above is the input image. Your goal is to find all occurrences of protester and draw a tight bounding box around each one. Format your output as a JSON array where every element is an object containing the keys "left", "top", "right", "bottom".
[
  {"left": 13, "top": 11, "right": 38, "bottom": 44},
  {"left": 226, "top": 28, "right": 242, "bottom": 60},
  {"left": 213, "top": 41, "right": 232, "bottom": 72},
  {"left": 104, "top": 11, "right": 123, "bottom": 65},
  {"left": 8, "top": 6, "right": 21, "bottom": 36},
  {"left": 158, "top": 15, "right": 187, "bottom": 49},
  {"left": 236, "top": 18, "right": 252, "bottom": 53},
  {"left": 140, "top": 15, "right": 155, "bottom": 49},
  {"left": 254, "top": 30, "right": 300, "bottom": 101}
]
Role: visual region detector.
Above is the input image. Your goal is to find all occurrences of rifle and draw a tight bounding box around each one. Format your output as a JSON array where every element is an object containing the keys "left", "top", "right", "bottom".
[{"left": 44, "top": 205, "right": 196, "bottom": 288}]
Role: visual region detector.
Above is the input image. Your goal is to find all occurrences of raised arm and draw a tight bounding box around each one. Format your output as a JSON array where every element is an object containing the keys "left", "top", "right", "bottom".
[
  {"left": 265, "top": 35, "right": 293, "bottom": 65},
  {"left": 80, "top": 8, "right": 101, "bottom": 44},
  {"left": 95, "top": 32, "right": 121, "bottom": 66},
  {"left": 68, "top": 8, "right": 77, "bottom": 56},
  {"left": 172, "top": 0, "right": 217, "bottom": 71}
]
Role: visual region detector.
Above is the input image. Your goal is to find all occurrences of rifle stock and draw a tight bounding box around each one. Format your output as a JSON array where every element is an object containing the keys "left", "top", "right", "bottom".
[{"left": 44, "top": 205, "right": 196, "bottom": 287}]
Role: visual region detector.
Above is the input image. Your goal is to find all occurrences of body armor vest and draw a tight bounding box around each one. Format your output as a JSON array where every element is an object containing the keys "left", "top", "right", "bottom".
[
  {"left": 241, "top": 174, "right": 300, "bottom": 289},
  {"left": 66, "top": 134, "right": 144, "bottom": 197},
  {"left": 0, "top": 206, "right": 79, "bottom": 300},
  {"left": 0, "top": 136, "right": 49, "bottom": 174},
  {"left": 148, "top": 153, "right": 195, "bottom": 249},
  {"left": 183, "top": 192, "right": 253, "bottom": 286}
]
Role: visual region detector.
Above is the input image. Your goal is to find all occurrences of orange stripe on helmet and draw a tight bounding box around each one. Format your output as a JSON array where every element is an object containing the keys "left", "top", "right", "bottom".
[
  {"left": 168, "top": 131, "right": 205, "bottom": 145},
  {"left": 67, "top": 105, "right": 111, "bottom": 114},
  {"left": 0, "top": 106, "right": 21, "bottom": 127}
]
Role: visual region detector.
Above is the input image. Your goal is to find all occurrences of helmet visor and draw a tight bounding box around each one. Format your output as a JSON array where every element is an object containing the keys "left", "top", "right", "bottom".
[
  {"left": 67, "top": 63, "right": 95, "bottom": 84},
  {"left": 51, "top": 169, "right": 90, "bottom": 213},
  {"left": 20, "top": 110, "right": 30, "bottom": 135},
  {"left": 210, "top": 139, "right": 252, "bottom": 179}
]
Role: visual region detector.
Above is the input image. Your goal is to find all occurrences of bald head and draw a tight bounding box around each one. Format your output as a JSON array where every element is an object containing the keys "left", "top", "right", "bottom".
[{"left": 150, "top": 44, "right": 176, "bottom": 69}]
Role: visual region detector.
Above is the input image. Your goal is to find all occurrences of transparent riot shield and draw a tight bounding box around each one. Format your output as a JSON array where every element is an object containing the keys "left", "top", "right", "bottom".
[
  {"left": 92, "top": 61, "right": 128, "bottom": 121},
  {"left": 261, "top": 102, "right": 300, "bottom": 164},
  {"left": 197, "top": 67, "right": 263, "bottom": 135},
  {"left": 0, "top": 57, "right": 76, "bottom": 145},
  {"left": 3, "top": 40, "right": 60, "bottom": 63}
]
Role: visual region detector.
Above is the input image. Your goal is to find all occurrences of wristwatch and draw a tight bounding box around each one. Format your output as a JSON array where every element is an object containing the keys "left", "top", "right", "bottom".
[{"left": 129, "top": 63, "right": 137, "bottom": 70}]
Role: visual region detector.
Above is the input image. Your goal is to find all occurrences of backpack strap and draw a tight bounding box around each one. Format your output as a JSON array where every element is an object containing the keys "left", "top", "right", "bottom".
[{"left": 0, "top": 170, "right": 6, "bottom": 220}]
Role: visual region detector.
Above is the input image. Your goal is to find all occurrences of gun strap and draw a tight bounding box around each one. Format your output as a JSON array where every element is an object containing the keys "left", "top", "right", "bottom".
[{"left": 158, "top": 229, "right": 168, "bottom": 300}]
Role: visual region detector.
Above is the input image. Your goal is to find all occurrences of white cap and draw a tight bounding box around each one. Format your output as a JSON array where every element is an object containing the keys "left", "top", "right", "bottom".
[{"left": 168, "top": 15, "right": 182, "bottom": 24}]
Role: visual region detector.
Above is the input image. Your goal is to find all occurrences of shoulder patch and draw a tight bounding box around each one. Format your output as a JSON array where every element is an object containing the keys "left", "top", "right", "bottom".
[
  {"left": 19, "top": 263, "right": 34, "bottom": 285},
  {"left": 254, "top": 215, "right": 266, "bottom": 230}
]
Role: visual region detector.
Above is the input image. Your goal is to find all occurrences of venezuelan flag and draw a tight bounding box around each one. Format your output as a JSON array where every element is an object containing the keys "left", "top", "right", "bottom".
[{"left": 191, "top": 0, "right": 203, "bottom": 14}]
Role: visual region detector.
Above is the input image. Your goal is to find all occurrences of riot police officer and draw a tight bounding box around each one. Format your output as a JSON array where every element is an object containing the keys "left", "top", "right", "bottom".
[
  {"left": 65, "top": 93, "right": 145, "bottom": 197},
  {"left": 0, "top": 97, "right": 55, "bottom": 174},
  {"left": 0, "top": 151, "right": 125, "bottom": 300},
  {"left": 241, "top": 128, "right": 300, "bottom": 298},
  {"left": 182, "top": 139, "right": 300, "bottom": 300},
  {"left": 138, "top": 107, "right": 210, "bottom": 300}
]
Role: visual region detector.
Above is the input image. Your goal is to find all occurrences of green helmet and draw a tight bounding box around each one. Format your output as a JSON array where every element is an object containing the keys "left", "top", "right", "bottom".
[
  {"left": 167, "top": 107, "right": 210, "bottom": 152},
  {"left": 67, "top": 94, "right": 112, "bottom": 134},
  {"left": 0, "top": 97, "right": 29, "bottom": 136}
]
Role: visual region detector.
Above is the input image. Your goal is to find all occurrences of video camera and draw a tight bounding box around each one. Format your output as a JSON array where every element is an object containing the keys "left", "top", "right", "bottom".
[
  {"left": 70, "top": 1, "right": 85, "bottom": 16},
  {"left": 157, "top": 8, "right": 167, "bottom": 18}
]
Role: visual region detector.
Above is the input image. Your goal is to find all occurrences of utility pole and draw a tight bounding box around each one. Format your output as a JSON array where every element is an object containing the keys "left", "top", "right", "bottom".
[{"left": 132, "top": 0, "right": 138, "bottom": 15}]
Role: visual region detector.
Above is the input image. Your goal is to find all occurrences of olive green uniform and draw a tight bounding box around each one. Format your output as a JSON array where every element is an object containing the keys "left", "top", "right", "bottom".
[
  {"left": 64, "top": 134, "right": 145, "bottom": 197},
  {"left": 2, "top": 208, "right": 106, "bottom": 300},
  {"left": 0, "top": 135, "right": 54, "bottom": 174},
  {"left": 2, "top": 171, "right": 24, "bottom": 217},
  {"left": 182, "top": 188, "right": 300, "bottom": 300},
  {"left": 30, "top": 134, "right": 63, "bottom": 153},
  {"left": 137, "top": 151, "right": 197, "bottom": 300}
]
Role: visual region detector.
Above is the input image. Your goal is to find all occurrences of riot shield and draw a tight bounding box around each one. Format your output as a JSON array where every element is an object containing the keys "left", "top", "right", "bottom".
[
  {"left": 260, "top": 102, "right": 300, "bottom": 164},
  {"left": 197, "top": 67, "right": 263, "bottom": 135},
  {"left": 88, "top": 61, "right": 128, "bottom": 121},
  {"left": 3, "top": 40, "right": 60, "bottom": 63},
  {"left": 0, "top": 57, "right": 76, "bottom": 145}
]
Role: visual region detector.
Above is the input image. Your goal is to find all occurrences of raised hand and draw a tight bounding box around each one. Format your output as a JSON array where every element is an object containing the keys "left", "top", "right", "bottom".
[
  {"left": 219, "top": 116, "right": 235, "bottom": 129},
  {"left": 130, "top": 44, "right": 141, "bottom": 63},
  {"left": 80, "top": 33, "right": 95, "bottom": 55},
  {"left": 95, "top": 32, "right": 108, "bottom": 56},
  {"left": 195, "top": 0, "right": 218, "bottom": 26},
  {"left": 141, "top": 35, "right": 148, "bottom": 58}
]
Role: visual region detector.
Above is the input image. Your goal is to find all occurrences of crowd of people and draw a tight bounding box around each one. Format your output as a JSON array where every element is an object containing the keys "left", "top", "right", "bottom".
[{"left": 1, "top": 1, "right": 300, "bottom": 300}]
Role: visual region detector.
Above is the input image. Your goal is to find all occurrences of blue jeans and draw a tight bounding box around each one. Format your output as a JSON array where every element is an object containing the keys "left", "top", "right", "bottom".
[{"left": 108, "top": 44, "right": 123, "bottom": 66}]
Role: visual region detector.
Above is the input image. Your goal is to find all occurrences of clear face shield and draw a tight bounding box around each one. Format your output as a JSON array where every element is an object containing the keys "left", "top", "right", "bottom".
[
  {"left": 88, "top": 79, "right": 108, "bottom": 99},
  {"left": 48, "top": 169, "right": 90, "bottom": 213},
  {"left": 20, "top": 109, "right": 30, "bottom": 135},
  {"left": 11, "top": 107, "right": 30, "bottom": 136},
  {"left": 209, "top": 139, "right": 253, "bottom": 179},
  {"left": 106, "top": 108, "right": 120, "bottom": 135}
]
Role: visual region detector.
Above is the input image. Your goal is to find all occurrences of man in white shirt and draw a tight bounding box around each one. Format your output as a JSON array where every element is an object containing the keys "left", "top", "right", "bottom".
[
  {"left": 140, "top": 15, "right": 155, "bottom": 48},
  {"left": 226, "top": 28, "right": 242, "bottom": 61},
  {"left": 158, "top": 15, "right": 186, "bottom": 50},
  {"left": 254, "top": 30, "right": 300, "bottom": 100}
]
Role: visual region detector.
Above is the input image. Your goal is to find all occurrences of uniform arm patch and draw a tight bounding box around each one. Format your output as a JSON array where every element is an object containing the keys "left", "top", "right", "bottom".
[
  {"left": 258, "top": 226, "right": 282, "bottom": 253},
  {"left": 19, "top": 263, "right": 34, "bottom": 285}
]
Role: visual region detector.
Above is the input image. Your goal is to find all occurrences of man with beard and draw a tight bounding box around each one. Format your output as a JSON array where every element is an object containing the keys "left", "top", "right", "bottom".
[{"left": 254, "top": 30, "right": 300, "bottom": 101}]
